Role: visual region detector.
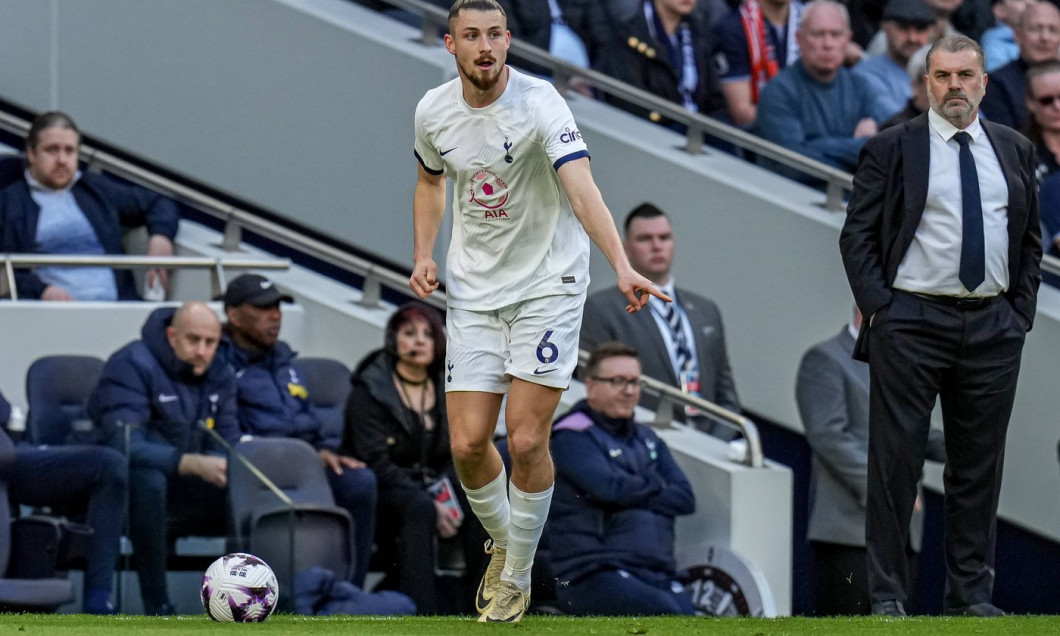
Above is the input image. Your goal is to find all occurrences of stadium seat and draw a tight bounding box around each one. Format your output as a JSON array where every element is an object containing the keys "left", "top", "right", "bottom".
[
  {"left": 0, "top": 431, "right": 75, "bottom": 611},
  {"left": 290, "top": 357, "right": 351, "bottom": 448},
  {"left": 227, "top": 438, "right": 355, "bottom": 608},
  {"left": 25, "top": 355, "right": 105, "bottom": 446}
]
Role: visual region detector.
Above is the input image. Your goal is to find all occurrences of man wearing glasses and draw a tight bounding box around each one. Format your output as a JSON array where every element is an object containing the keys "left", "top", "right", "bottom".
[{"left": 546, "top": 341, "right": 696, "bottom": 616}]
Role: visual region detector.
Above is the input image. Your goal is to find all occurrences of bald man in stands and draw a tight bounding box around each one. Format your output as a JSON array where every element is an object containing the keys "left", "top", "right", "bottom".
[{"left": 89, "top": 302, "right": 240, "bottom": 615}]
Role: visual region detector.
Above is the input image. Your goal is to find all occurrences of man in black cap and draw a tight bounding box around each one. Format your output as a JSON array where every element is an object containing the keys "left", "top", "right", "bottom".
[
  {"left": 218, "top": 273, "right": 378, "bottom": 587},
  {"left": 853, "top": 0, "right": 938, "bottom": 121}
]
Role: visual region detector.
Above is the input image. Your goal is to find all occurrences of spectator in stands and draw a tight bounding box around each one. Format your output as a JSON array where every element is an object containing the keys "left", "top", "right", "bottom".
[
  {"left": 1024, "top": 61, "right": 1060, "bottom": 256},
  {"left": 88, "top": 301, "right": 239, "bottom": 615},
  {"left": 881, "top": 43, "right": 932, "bottom": 129},
  {"left": 852, "top": 0, "right": 937, "bottom": 121},
  {"left": 0, "top": 111, "right": 179, "bottom": 301},
  {"left": 0, "top": 389, "right": 126, "bottom": 615},
  {"left": 713, "top": 0, "right": 806, "bottom": 128},
  {"left": 796, "top": 307, "right": 945, "bottom": 615},
  {"left": 549, "top": 341, "right": 695, "bottom": 616},
  {"left": 342, "top": 302, "right": 489, "bottom": 615},
  {"left": 594, "top": 0, "right": 726, "bottom": 127},
  {"left": 981, "top": 0, "right": 1030, "bottom": 71},
  {"left": 581, "top": 203, "right": 742, "bottom": 439},
  {"left": 217, "top": 273, "right": 378, "bottom": 588},
  {"left": 865, "top": 0, "right": 963, "bottom": 57},
  {"left": 980, "top": 1, "right": 1060, "bottom": 130},
  {"left": 756, "top": 0, "right": 890, "bottom": 175}
]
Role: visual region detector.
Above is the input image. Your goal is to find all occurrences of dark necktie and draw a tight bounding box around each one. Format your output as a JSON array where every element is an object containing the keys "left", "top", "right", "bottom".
[
  {"left": 953, "top": 131, "right": 984, "bottom": 292},
  {"left": 665, "top": 300, "right": 692, "bottom": 372}
]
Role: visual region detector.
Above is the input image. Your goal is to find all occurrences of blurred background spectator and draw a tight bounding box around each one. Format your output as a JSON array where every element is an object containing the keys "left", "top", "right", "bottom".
[{"left": 982, "top": 0, "right": 1030, "bottom": 71}]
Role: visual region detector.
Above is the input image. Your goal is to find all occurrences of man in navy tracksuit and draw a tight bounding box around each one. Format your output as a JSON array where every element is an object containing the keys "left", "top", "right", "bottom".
[
  {"left": 548, "top": 341, "right": 696, "bottom": 615},
  {"left": 217, "top": 274, "right": 377, "bottom": 587},
  {"left": 89, "top": 302, "right": 239, "bottom": 615}
]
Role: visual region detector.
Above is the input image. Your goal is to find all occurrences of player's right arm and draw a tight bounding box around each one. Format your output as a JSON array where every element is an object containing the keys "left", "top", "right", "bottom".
[{"left": 411, "top": 163, "right": 446, "bottom": 298}]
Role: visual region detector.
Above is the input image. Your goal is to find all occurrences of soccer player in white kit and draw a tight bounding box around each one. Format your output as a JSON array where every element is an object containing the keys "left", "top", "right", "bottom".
[{"left": 410, "top": 0, "right": 668, "bottom": 622}]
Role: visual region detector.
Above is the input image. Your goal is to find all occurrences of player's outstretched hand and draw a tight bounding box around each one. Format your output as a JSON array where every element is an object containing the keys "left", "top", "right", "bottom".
[
  {"left": 410, "top": 258, "right": 440, "bottom": 298},
  {"left": 619, "top": 269, "right": 671, "bottom": 313}
]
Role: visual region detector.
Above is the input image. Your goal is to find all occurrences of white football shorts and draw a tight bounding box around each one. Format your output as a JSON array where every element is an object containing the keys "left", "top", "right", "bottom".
[{"left": 445, "top": 292, "right": 586, "bottom": 392}]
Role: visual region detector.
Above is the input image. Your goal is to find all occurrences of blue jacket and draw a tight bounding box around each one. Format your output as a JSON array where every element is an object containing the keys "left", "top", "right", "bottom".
[
  {"left": 88, "top": 307, "right": 238, "bottom": 475},
  {"left": 217, "top": 333, "right": 336, "bottom": 449},
  {"left": 0, "top": 172, "right": 180, "bottom": 300},
  {"left": 549, "top": 400, "right": 695, "bottom": 584}
]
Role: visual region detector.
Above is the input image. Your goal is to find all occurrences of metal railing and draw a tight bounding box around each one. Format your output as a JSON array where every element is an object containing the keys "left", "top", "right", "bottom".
[
  {"left": 393, "top": 0, "right": 855, "bottom": 212},
  {"left": 1, "top": 253, "right": 291, "bottom": 301},
  {"left": 0, "top": 90, "right": 764, "bottom": 464}
]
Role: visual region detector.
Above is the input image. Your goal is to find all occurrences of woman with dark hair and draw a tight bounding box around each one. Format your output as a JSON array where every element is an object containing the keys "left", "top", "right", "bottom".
[{"left": 342, "top": 302, "right": 487, "bottom": 614}]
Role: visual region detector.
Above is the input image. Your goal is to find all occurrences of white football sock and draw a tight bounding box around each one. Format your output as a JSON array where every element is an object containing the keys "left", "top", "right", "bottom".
[
  {"left": 502, "top": 482, "right": 553, "bottom": 593},
  {"left": 461, "top": 466, "right": 510, "bottom": 549}
]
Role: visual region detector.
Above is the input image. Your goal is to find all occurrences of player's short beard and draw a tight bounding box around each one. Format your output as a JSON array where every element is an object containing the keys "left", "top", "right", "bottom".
[{"left": 460, "top": 58, "right": 503, "bottom": 92}]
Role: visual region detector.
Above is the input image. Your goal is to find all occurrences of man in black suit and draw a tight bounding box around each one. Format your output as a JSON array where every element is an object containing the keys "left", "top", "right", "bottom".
[
  {"left": 839, "top": 34, "right": 1041, "bottom": 617},
  {"left": 581, "top": 203, "right": 741, "bottom": 438}
]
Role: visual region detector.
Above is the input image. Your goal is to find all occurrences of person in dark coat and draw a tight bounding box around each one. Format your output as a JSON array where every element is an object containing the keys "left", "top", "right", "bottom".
[
  {"left": 217, "top": 273, "right": 378, "bottom": 587},
  {"left": 88, "top": 302, "right": 239, "bottom": 615},
  {"left": 0, "top": 111, "right": 178, "bottom": 301},
  {"left": 549, "top": 341, "right": 696, "bottom": 616},
  {"left": 342, "top": 302, "right": 488, "bottom": 615}
]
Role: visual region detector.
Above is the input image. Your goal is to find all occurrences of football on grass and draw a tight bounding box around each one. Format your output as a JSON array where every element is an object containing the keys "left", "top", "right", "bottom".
[{"left": 201, "top": 552, "right": 279, "bottom": 622}]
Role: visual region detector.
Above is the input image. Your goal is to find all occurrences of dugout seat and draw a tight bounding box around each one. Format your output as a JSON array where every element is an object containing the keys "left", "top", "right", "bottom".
[
  {"left": 25, "top": 355, "right": 105, "bottom": 446},
  {"left": 227, "top": 438, "right": 355, "bottom": 610},
  {"left": 291, "top": 357, "right": 351, "bottom": 448}
]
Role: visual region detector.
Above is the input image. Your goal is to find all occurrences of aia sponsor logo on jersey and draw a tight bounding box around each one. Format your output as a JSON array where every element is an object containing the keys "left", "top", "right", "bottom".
[{"left": 468, "top": 168, "right": 511, "bottom": 220}]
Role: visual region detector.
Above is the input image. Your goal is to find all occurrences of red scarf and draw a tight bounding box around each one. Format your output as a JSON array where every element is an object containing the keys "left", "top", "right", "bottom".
[{"left": 739, "top": 0, "right": 779, "bottom": 104}]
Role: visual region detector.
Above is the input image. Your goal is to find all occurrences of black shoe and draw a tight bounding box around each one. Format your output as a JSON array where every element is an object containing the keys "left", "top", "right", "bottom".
[
  {"left": 871, "top": 600, "right": 907, "bottom": 617},
  {"left": 947, "top": 602, "right": 1007, "bottom": 617}
]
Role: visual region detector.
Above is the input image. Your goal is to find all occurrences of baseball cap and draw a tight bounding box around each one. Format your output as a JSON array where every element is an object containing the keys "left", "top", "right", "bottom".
[
  {"left": 882, "top": 0, "right": 936, "bottom": 25},
  {"left": 223, "top": 274, "right": 294, "bottom": 309}
]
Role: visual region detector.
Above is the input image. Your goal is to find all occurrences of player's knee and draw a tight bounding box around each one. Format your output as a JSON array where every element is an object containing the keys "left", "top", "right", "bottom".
[
  {"left": 450, "top": 435, "right": 492, "bottom": 464},
  {"left": 506, "top": 428, "right": 548, "bottom": 462}
]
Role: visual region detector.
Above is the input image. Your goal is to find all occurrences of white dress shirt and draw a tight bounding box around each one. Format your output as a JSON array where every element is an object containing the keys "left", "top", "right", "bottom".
[{"left": 893, "top": 109, "right": 1009, "bottom": 297}]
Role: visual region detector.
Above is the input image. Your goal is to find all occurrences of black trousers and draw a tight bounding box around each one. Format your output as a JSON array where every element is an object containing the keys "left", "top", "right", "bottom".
[
  {"left": 811, "top": 541, "right": 919, "bottom": 616},
  {"left": 866, "top": 291, "right": 1026, "bottom": 611}
]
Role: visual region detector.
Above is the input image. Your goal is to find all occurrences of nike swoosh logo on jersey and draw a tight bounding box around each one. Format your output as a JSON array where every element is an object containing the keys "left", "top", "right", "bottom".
[
  {"left": 158, "top": 394, "right": 178, "bottom": 403},
  {"left": 440, "top": 147, "right": 457, "bottom": 156},
  {"left": 532, "top": 366, "right": 556, "bottom": 375}
]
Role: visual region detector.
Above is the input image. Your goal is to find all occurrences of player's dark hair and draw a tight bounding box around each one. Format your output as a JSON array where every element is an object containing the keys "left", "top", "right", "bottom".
[
  {"left": 26, "top": 111, "right": 79, "bottom": 150},
  {"left": 384, "top": 301, "right": 447, "bottom": 377},
  {"left": 586, "top": 341, "right": 639, "bottom": 378},
  {"left": 448, "top": 0, "right": 507, "bottom": 27},
  {"left": 623, "top": 203, "right": 668, "bottom": 236}
]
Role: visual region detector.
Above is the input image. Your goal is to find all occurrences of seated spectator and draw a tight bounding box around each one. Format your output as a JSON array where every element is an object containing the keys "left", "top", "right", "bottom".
[
  {"left": 756, "top": 0, "right": 890, "bottom": 176},
  {"left": 881, "top": 43, "right": 932, "bottom": 129},
  {"left": 1024, "top": 60, "right": 1060, "bottom": 257},
  {"left": 0, "top": 389, "right": 126, "bottom": 615},
  {"left": 982, "top": 0, "right": 1030, "bottom": 71},
  {"left": 713, "top": 0, "right": 806, "bottom": 128},
  {"left": 595, "top": 0, "right": 726, "bottom": 127},
  {"left": 865, "top": 0, "right": 962, "bottom": 57},
  {"left": 581, "top": 203, "right": 742, "bottom": 439},
  {"left": 797, "top": 307, "right": 945, "bottom": 615},
  {"left": 852, "top": 0, "right": 937, "bottom": 121},
  {"left": 0, "top": 111, "right": 178, "bottom": 301},
  {"left": 980, "top": 1, "right": 1060, "bottom": 130},
  {"left": 342, "top": 302, "right": 489, "bottom": 615},
  {"left": 217, "top": 273, "right": 378, "bottom": 588},
  {"left": 88, "top": 301, "right": 239, "bottom": 615},
  {"left": 549, "top": 342, "right": 695, "bottom": 616}
]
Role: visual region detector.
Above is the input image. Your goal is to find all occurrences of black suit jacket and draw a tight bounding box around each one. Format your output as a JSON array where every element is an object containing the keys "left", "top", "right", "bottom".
[
  {"left": 839, "top": 113, "right": 1042, "bottom": 360},
  {"left": 580, "top": 287, "right": 740, "bottom": 414}
]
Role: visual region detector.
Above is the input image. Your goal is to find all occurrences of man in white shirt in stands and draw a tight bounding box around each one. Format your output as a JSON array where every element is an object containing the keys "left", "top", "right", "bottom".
[{"left": 409, "top": 0, "right": 666, "bottom": 622}]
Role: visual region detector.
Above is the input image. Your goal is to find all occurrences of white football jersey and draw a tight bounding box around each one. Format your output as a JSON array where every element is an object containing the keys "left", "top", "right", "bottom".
[{"left": 414, "top": 67, "right": 591, "bottom": 311}]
